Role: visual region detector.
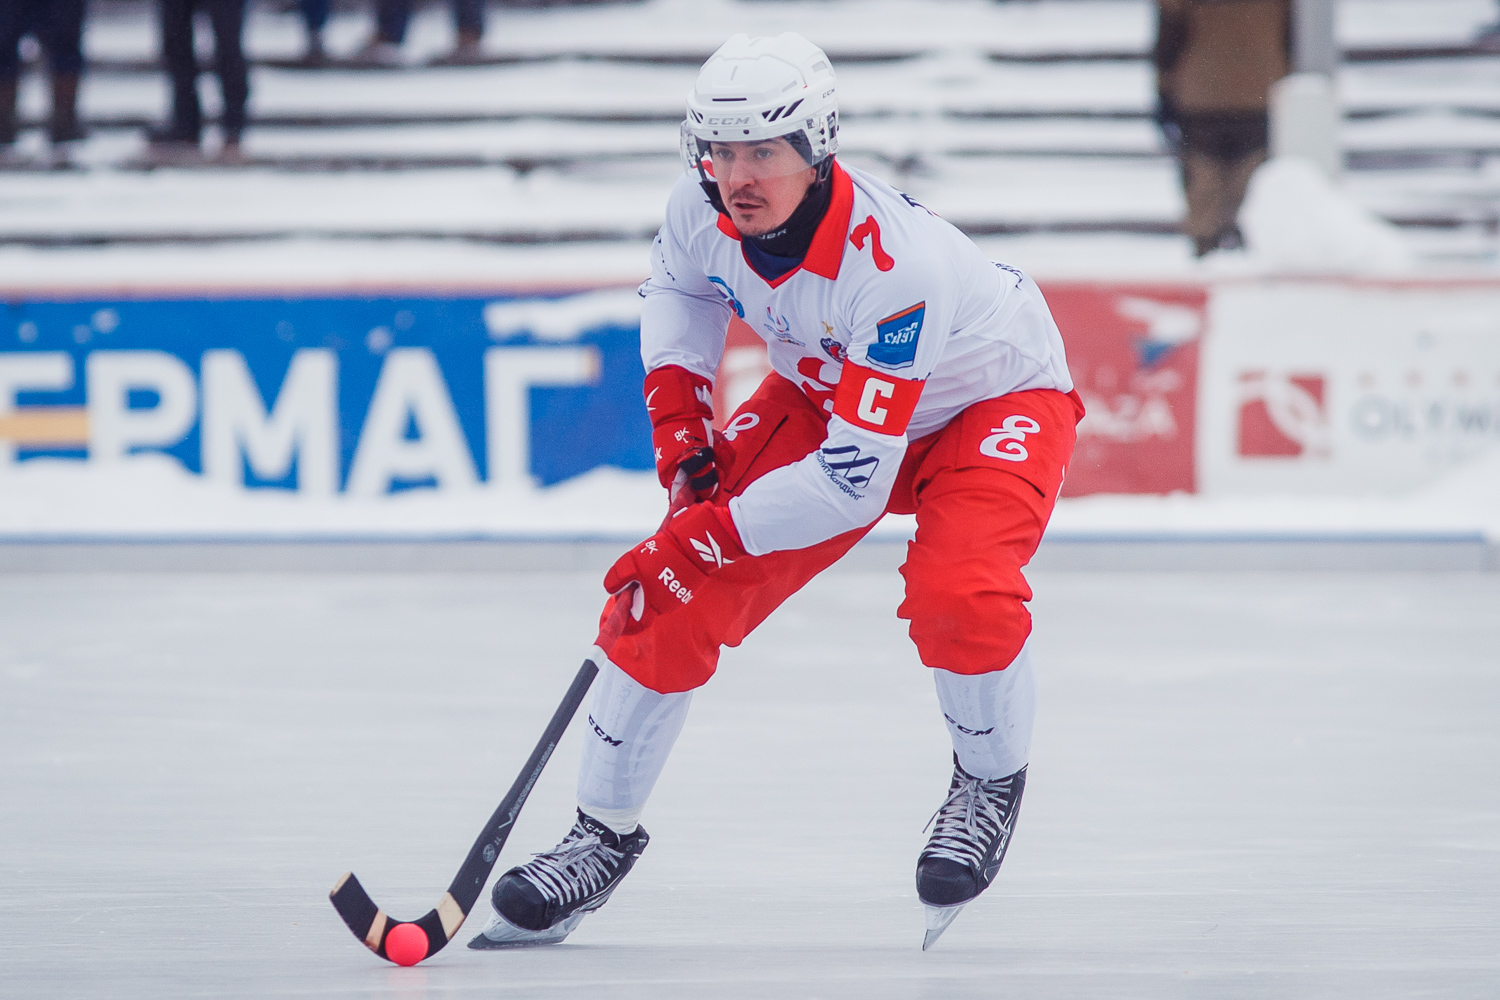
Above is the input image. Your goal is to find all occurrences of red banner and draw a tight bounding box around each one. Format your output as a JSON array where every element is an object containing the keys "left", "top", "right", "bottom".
[{"left": 1042, "top": 283, "right": 1204, "bottom": 496}]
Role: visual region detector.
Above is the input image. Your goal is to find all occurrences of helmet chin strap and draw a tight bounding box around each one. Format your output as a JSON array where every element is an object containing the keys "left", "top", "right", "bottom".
[{"left": 699, "top": 176, "right": 730, "bottom": 218}]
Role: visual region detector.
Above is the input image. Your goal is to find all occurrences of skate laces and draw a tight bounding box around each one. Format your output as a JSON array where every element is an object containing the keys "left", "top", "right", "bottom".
[
  {"left": 922, "top": 770, "right": 1016, "bottom": 870},
  {"left": 518, "top": 823, "right": 626, "bottom": 905}
]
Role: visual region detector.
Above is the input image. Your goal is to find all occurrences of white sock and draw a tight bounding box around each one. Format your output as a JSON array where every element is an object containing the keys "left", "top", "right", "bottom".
[
  {"left": 933, "top": 640, "right": 1038, "bottom": 780},
  {"left": 576, "top": 651, "right": 693, "bottom": 836}
]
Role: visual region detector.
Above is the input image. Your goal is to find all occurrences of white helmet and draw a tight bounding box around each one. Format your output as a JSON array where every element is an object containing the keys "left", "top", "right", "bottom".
[{"left": 681, "top": 33, "right": 839, "bottom": 197}]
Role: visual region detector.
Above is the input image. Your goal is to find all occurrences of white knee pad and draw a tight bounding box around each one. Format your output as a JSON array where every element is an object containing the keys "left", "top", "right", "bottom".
[
  {"left": 576, "top": 651, "right": 693, "bottom": 835},
  {"left": 932, "top": 640, "right": 1037, "bottom": 780}
]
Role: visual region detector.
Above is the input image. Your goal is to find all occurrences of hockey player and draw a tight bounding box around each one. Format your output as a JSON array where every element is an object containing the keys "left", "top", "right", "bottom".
[{"left": 471, "top": 32, "right": 1082, "bottom": 952}]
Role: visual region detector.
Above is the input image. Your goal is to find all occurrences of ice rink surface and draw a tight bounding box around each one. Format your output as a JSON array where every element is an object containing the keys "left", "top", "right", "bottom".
[{"left": 3, "top": 560, "right": 1498, "bottom": 998}]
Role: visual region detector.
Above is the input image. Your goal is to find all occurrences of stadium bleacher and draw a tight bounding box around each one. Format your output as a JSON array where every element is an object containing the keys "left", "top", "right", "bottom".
[{"left": 2, "top": 0, "right": 1498, "bottom": 263}]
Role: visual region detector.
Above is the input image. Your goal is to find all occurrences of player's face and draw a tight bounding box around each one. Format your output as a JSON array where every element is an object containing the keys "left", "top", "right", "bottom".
[{"left": 709, "top": 139, "right": 817, "bottom": 237}]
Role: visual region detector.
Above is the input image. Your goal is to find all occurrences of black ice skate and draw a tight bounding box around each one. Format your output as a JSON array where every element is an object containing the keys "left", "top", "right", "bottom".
[
  {"left": 915, "top": 757, "right": 1026, "bottom": 950},
  {"left": 468, "top": 809, "right": 648, "bottom": 949}
]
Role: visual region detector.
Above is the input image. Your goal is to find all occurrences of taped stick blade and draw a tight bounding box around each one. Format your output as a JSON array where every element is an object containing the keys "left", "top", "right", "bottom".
[{"left": 330, "top": 872, "right": 381, "bottom": 944}]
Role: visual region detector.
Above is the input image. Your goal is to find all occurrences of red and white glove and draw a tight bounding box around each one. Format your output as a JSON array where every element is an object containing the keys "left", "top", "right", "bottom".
[
  {"left": 645, "top": 365, "right": 721, "bottom": 503},
  {"left": 603, "top": 503, "right": 747, "bottom": 633}
]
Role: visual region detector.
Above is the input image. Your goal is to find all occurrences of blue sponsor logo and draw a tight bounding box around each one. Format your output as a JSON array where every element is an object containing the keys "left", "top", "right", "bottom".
[
  {"left": 868, "top": 302, "right": 925, "bottom": 370},
  {"left": 816, "top": 444, "right": 879, "bottom": 498},
  {"left": 707, "top": 276, "right": 744, "bottom": 318},
  {"left": 820, "top": 444, "right": 879, "bottom": 488},
  {"left": 0, "top": 294, "right": 654, "bottom": 495}
]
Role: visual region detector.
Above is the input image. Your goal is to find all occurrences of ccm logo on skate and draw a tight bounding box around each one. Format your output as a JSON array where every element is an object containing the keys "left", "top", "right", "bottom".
[
  {"left": 980, "top": 415, "right": 1041, "bottom": 462},
  {"left": 588, "top": 714, "right": 623, "bottom": 747},
  {"left": 657, "top": 567, "right": 694, "bottom": 603}
]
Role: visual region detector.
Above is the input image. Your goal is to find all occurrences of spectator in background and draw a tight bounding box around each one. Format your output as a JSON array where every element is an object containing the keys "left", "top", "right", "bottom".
[
  {"left": 147, "top": 0, "right": 249, "bottom": 161},
  {"left": 299, "top": 0, "right": 329, "bottom": 65},
  {"left": 354, "top": 0, "right": 485, "bottom": 66},
  {"left": 1155, "top": 0, "right": 1291, "bottom": 257},
  {"left": 1477, "top": 2, "right": 1500, "bottom": 52},
  {"left": 0, "top": 0, "right": 88, "bottom": 149}
]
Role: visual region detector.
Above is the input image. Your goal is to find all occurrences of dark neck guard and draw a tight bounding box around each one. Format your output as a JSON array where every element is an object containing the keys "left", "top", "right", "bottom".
[{"left": 743, "top": 167, "right": 834, "bottom": 260}]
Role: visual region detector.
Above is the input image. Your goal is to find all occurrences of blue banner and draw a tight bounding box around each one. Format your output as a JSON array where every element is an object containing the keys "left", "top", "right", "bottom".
[{"left": 0, "top": 290, "right": 654, "bottom": 493}]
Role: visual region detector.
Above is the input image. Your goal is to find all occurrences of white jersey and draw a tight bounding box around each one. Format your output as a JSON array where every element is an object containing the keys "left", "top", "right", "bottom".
[{"left": 638, "top": 162, "right": 1074, "bottom": 556}]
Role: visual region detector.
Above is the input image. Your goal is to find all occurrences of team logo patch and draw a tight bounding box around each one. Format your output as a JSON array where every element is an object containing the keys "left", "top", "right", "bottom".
[
  {"left": 869, "top": 302, "right": 925, "bottom": 370},
  {"left": 820, "top": 337, "right": 847, "bottom": 362}
]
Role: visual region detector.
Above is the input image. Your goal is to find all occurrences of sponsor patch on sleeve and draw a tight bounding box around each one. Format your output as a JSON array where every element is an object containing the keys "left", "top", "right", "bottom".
[{"left": 868, "top": 302, "right": 925, "bottom": 370}]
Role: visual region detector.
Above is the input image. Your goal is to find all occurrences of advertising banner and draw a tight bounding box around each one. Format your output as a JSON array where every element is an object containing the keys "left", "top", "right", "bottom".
[
  {"left": 1042, "top": 283, "right": 1205, "bottom": 496},
  {"left": 1200, "top": 281, "right": 1500, "bottom": 496},
  {"left": 0, "top": 289, "right": 653, "bottom": 495},
  {"left": 4, "top": 277, "right": 1495, "bottom": 537}
]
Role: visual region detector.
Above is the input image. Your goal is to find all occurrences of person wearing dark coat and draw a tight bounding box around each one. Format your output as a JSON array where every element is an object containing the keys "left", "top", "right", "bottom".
[
  {"left": 147, "top": 0, "right": 249, "bottom": 158},
  {"left": 1155, "top": 0, "right": 1292, "bottom": 256},
  {"left": 299, "top": 0, "right": 329, "bottom": 64},
  {"left": 0, "top": 0, "right": 87, "bottom": 148},
  {"left": 353, "top": 0, "right": 486, "bottom": 66},
  {"left": 1478, "top": 2, "right": 1500, "bottom": 51}
]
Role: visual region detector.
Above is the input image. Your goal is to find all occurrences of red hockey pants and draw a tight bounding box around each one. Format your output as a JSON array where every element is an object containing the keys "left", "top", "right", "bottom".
[{"left": 603, "top": 372, "right": 1083, "bottom": 694}]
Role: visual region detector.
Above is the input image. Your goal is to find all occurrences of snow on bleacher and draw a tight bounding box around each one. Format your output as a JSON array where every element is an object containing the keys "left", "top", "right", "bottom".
[{"left": 1, "top": 0, "right": 1498, "bottom": 273}]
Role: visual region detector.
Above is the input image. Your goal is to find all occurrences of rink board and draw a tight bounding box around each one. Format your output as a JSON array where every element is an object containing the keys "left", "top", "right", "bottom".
[{"left": 1, "top": 277, "right": 1498, "bottom": 538}]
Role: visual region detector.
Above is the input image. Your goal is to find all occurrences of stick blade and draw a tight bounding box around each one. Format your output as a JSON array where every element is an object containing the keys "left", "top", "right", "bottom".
[
  {"left": 327, "top": 654, "right": 605, "bottom": 964},
  {"left": 330, "top": 872, "right": 455, "bottom": 964}
]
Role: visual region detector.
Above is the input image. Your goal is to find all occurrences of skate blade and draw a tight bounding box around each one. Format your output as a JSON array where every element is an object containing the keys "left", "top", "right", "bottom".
[
  {"left": 467, "top": 909, "right": 585, "bottom": 950},
  {"left": 921, "top": 902, "right": 967, "bottom": 951}
]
